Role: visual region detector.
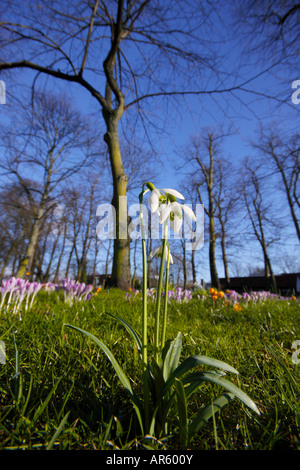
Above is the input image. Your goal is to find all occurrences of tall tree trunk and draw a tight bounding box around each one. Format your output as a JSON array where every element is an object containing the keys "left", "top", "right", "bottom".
[
  {"left": 43, "top": 227, "right": 61, "bottom": 281},
  {"left": 78, "top": 184, "right": 96, "bottom": 282},
  {"left": 103, "top": 112, "right": 131, "bottom": 290},
  {"left": 36, "top": 214, "right": 54, "bottom": 280},
  {"left": 208, "top": 136, "right": 220, "bottom": 290},
  {"left": 54, "top": 221, "right": 67, "bottom": 282},
  {"left": 100, "top": 0, "right": 131, "bottom": 290},
  {"left": 105, "top": 239, "right": 112, "bottom": 277},
  {"left": 219, "top": 217, "right": 230, "bottom": 287},
  {"left": 92, "top": 237, "right": 99, "bottom": 285},
  {"left": 209, "top": 217, "right": 220, "bottom": 289},
  {"left": 191, "top": 249, "right": 197, "bottom": 285},
  {"left": 16, "top": 204, "right": 45, "bottom": 278},
  {"left": 269, "top": 145, "right": 300, "bottom": 242},
  {"left": 65, "top": 244, "right": 75, "bottom": 278},
  {"left": 262, "top": 241, "right": 277, "bottom": 292}
]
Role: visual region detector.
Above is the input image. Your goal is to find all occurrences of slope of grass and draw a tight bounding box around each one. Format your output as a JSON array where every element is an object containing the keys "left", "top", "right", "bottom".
[{"left": 0, "top": 288, "right": 299, "bottom": 450}]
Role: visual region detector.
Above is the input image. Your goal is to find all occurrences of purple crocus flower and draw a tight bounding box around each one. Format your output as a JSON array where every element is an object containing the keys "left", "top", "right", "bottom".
[{"left": 60, "top": 278, "right": 93, "bottom": 304}]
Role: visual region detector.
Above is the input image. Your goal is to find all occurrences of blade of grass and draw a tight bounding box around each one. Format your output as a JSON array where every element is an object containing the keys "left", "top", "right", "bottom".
[
  {"left": 32, "top": 377, "right": 62, "bottom": 424},
  {"left": 46, "top": 410, "right": 70, "bottom": 450}
]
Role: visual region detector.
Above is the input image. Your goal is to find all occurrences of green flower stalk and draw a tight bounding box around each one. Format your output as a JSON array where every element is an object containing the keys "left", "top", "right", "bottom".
[
  {"left": 139, "top": 185, "right": 150, "bottom": 432},
  {"left": 161, "top": 242, "right": 171, "bottom": 351},
  {"left": 153, "top": 220, "right": 168, "bottom": 362},
  {"left": 139, "top": 188, "right": 148, "bottom": 367}
]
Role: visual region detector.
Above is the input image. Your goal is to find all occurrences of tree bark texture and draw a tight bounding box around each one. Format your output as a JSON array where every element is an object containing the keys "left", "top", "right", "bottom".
[{"left": 103, "top": 112, "right": 131, "bottom": 290}]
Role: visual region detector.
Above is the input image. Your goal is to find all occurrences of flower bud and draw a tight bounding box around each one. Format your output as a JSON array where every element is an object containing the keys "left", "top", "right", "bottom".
[{"left": 146, "top": 182, "right": 155, "bottom": 191}]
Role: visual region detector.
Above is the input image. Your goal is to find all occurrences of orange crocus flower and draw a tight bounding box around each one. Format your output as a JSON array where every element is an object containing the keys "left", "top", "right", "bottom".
[{"left": 233, "top": 303, "right": 242, "bottom": 312}]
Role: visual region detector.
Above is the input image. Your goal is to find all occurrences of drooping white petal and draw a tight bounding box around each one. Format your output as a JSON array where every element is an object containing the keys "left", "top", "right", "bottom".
[
  {"left": 170, "top": 214, "right": 183, "bottom": 233},
  {"left": 159, "top": 201, "right": 185, "bottom": 232},
  {"left": 158, "top": 202, "right": 174, "bottom": 224},
  {"left": 148, "top": 188, "right": 161, "bottom": 213},
  {"left": 148, "top": 245, "right": 161, "bottom": 260},
  {"left": 181, "top": 204, "right": 197, "bottom": 222},
  {"left": 162, "top": 188, "right": 185, "bottom": 200},
  {"left": 172, "top": 201, "right": 183, "bottom": 216},
  {"left": 165, "top": 246, "right": 173, "bottom": 264},
  {"left": 148, "top": 243, "right": 173, "bottom": 264},
  {"left": 160, "top": 202, "right": 183, "bottom": 232}
]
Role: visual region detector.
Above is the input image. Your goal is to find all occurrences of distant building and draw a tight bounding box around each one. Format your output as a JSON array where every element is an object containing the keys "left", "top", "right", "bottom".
[{"left": 219, "top": 273, "right": 300, "bottom": 295}]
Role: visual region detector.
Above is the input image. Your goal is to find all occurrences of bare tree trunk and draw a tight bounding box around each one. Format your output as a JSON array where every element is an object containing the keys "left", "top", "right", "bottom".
[
  {"left": 103, "top": 112, "right": 131, "bottom": 290},
  {"left": 65, "top": 244, "right": 75, "bottom": 278},
  {"left": 242, "top": 163, "right": 278, "bottom": 293},
  {"left": 43, "top": 227, "right": 62, "bottom": 281},
  {"left": 219, "top": 217, "right": 230, "bottom": 287},
  {"left": 92, "top": 238, "right": 99, "bottom": 285},
  {"left": 270, "top": 144, "right": 300, "bottom": 242},
  {"left": 194, "top": 133, "right": 220, "bottom": 289},
  {"left": 209, "top": 219, "right": 220, "bottom": 289},
  {"left": 260, "top": 224, "right": 277, "bottom": 292},
  {"left": 105, "top": 239, "right": 112, "bottom": 277},
  {"left": 207, "top": 136, "right": 220, "bottom": 289},
  {"left": 17, "top": 203, "right": 45, "bottom": 278},
  {"left": 54, "top": 221, "right": 67, "bottom": 282},
  {"left": 36, "top": 214, "right": 54, "bottom": 280},
  {"left": 191, "top": 249, "right": 197, "bottom": 285},
  {"left": 77, "top": 181, "right": 97, "bottom": 282}
]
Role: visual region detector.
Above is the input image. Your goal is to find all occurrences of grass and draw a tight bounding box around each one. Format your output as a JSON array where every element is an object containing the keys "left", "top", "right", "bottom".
[{"left": 0, "top": 288, "right": 299, "bottom": 450}]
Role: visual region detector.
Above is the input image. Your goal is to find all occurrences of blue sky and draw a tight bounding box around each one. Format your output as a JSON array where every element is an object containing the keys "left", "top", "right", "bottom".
[{"left": 0, "top": 3, "right": 299, "bottom": 283}]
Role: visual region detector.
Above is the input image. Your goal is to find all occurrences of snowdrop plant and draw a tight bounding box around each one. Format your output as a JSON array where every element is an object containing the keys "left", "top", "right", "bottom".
[{"left": 65, "top": 181, "right": 260, "bottom": 447}]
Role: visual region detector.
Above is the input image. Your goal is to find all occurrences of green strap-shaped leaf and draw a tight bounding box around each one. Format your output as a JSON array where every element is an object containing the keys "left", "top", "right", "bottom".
[
  {"left": 148, "top": 357, "right": 167, "bottom": 435},
  {"left": 188, "top": 392, "right": 235, "bottom": 441},
  {"left": 177, "top": 355, "right": 239, "bottom": 377},
  {"left": 149, "top": 357, "right": 166, "bottom": 398},
  {"left": 164, "top": 354, "right": 239, "bottom": 394},
  {"left": 184, "top": 370, "right": 226, "bottom": 399},
  {"left": 46, "top": 411, "right": 70, "bottom": 450},
  {"left": 175, "top": 378, "right": 188, "bottom": 449},
  {"left": 163, "top": 332, "right": 183, "bottom": 381},
  {"left": 183, "top": 370, "right": 260, "bottom": 415},
  {"left": 64, "top": 324, "right": 144, "bottom": 434},
  {"left": 105, "top": 312, "right": 143, "bottom": 359}
]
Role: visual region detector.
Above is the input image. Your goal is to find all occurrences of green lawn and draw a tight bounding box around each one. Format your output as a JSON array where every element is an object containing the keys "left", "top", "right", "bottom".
[{"left": 0, "top": 287, "right": 299, "bottom": 450}]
